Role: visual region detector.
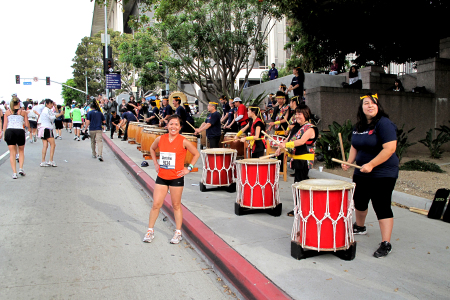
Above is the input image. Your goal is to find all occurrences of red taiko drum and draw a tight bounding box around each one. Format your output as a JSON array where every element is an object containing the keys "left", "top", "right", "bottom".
[
  {"left": 291, "top": 179, "right": 355, "bottom": 251},
  {"left": 235, "top": 159, "right": 280, "bottom": 208},
  {"left": 201, "top": 148, "right": 237, "bottom": 186}
]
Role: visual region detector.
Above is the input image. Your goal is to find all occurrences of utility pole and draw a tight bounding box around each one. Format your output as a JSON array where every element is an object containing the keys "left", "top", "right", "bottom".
[
  {"left": 165, "top": 65, "right": 169, "bottom": 96},
  {"left": 104, "top": 0, "right": 109, "bottom": 99}
]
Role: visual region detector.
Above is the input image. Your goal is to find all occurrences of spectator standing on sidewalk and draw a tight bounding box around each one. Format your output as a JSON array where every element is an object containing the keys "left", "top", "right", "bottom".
[
  {"left": 85, "top": 101, "right": 106, "bottom": 162},
  {"left": 287, "top": 67, "right": 305, "bottom": 97},
  {"left": 119, "top": 99, "right": 127, "bottom": 117},
  {"left": 268, "top": 63, "right": 278, "bottom": 80},
  {"left": 38, "top": 100, "right": 64, "bottom": 167},
  {"left": 54, "top": 105, "right": 64, "bottom": 140},
  {"left": 3, "top": 96, "right": 29, "bottom": 178}
]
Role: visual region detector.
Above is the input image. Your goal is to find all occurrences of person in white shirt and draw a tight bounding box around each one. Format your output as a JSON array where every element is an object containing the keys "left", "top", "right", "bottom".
[
  {"left": 38, "top": 100, "right": 64, "bottom": 167},
  {"left": 27, "top": 104, "right": 38, "bottom": 143}
]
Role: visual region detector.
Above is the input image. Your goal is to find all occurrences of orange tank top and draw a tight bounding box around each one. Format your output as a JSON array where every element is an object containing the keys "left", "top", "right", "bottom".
[{"left": 158, "top": 134, "right": 187, "bottom": 180}]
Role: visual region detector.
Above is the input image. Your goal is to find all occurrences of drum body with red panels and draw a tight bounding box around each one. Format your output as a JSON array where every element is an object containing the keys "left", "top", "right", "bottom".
[
  {"left": 291, "top": 179, "right": 355, "bottom": 251},
  {"left": 266, "top": 135, "right": 285, "bottom": 154},
  {"left": 236, "top": 159, "right": 280, "bottom": 209},
  {"left": 201, "top": 148, "right": 237, "bottom": 186}
]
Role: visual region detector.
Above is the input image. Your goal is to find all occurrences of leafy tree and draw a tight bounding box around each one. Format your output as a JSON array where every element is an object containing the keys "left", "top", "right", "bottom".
[
  {"left": 71, "top": 29, "right": 135, "bottom": 97},
  {"left": 271, "top": 0, "right": 450, "bottom": 70},
  {"left": 61, "top": 79, "right": 84, "bottom": 106},
  {"left": 136, "top": 0, "right": 283, "bottom": 103}
]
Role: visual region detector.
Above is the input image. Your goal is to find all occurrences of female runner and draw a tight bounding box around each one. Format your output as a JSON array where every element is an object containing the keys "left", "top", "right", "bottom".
[{"left": 144, "top": 115, "right": 200, "bottom": 244}]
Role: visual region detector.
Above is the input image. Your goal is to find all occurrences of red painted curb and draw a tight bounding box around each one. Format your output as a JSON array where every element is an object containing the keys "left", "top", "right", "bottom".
[{"left": 103, "top": 134, "right": 292, "bottom": 300}]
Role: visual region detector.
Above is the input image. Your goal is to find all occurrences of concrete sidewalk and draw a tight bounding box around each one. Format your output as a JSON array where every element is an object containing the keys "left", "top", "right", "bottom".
[{"left": 106, "top": 135, "right": 450, "bottom": 300}]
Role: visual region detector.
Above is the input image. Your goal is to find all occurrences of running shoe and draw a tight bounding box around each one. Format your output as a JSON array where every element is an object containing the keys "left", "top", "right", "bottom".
[
  {"left": 58, "top": 136, "right": 62, "bottom": 140},
  {"left": 55, "top": 135, "right": 59, "bottom": 139},
  {"left": 373, "top": 241, "right": 392, "bottom": 258},
  {"left": 74, "top": 136, "right": 77, "bottom": 140},
  {"left": 69, "top": 130, "right": 72, "bottom": 133},
  {"left": 353, "top": 222, "right": 367, "bottom": 235},
  {"left": 40, "top": 162, "right": 49, "bottom": 167},
  {"left": 34, "top": 136, "right": 37, "bottom": 142},
  {"left": 12, "top": 173, "right": 18, "bottom": 179},
  {"left": 170, "top": 230, "right": 183, "bottom": 244},
  {"left": 18, "top": 169, "right": 26, "bottom": 176},
  {"left": 98, "top": 156, "right": 103, "bottom": 162},
  {"left": 77, "top": 137, "right": 80, "bottom": 141},
  {"left": 16, "top": 154, "right": 19, "bottom": 162},
  {"left": 143, "top": 229, "right": 154, "bottom": 243},
  {"left": 48, "top": 161, "right": 57, "bottom": 167},
  {"left": 30, "top": 139, "right": 33, "bottom": 143},
  {"left": 92, "top": 155, "right": 97, "bottom": 159}
]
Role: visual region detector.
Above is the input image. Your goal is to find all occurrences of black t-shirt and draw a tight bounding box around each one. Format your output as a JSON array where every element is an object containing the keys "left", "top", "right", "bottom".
[
  {"left": 291, "top": 73, "right": 304, "bottom": 96},
  {"left": 146, "top": 107, "right": 159, "bottom": 125},
  {"left": 206, "top": 111, "right": 221, "bottom": 138},
  {"left": 175, "top": 106, "right": 187, "bottom": 124},
  {"left": 222, "top": 102, "right": 231, "bottom": 115},
  {"left": 161, "top": 105, "right": 173, "bottom": 118},
  {"left": 127, "top": 100, "right": 137, "bottom": 112},
  {"left": 111, "top": 114, "right": 121, "bottom": 125}
]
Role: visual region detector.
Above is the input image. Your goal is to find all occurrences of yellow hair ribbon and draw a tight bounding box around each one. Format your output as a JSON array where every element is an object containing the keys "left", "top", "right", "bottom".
[
  {"left": 360, "top": 94, "right": 378, "bottom": 101},
  {"left": 209, "top": 102, "right": 218, "bottom": 105}
]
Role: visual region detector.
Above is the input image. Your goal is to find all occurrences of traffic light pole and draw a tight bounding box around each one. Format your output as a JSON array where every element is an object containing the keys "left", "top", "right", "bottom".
[{"left": 104, "top": 0, "right": 109, "bottom": 100}]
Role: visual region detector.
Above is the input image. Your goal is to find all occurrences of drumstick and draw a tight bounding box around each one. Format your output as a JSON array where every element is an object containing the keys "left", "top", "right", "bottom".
[
  {"left": 186, "top": 121, "right": 196, "bottom": 130},
  {"left": 261, "top": 130, "right": 281, "bottom": 145},
  {"left": 331, "top": 158, "right": 361, "bottom": 169},
  {"left": 220, "top": 138, "right": 263, "bottom": 143},
  {"left": 338, "top": 133, "right": 346, "bottom": 161},
  {"left": 259, "top": 154, "right": 277, "bottom": 159}
]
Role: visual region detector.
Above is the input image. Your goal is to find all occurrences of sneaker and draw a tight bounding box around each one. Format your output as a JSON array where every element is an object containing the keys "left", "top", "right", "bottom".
[
  {"left": 77, "top": 137, "right": 80, "bottom": 141},
  {"left": 66, "top": 128, "right": 68, "bottom": 131},
  {"left": 29, "top": 139, "right": 33, "bottom": 143},
  {"left": 55, "top": 135, "right": 59, "bottom": 139},
  {"left": 69, "top": 130, "right": 72, "bottom": 133},
  {"left": 74, "top": 136, "right": 77, "bottom": 140},
  {"left": 18, "top": 169, "right": 26, "bottom": 176},
  {"left": 98, "top": 156, "right": 103, "bottom": 162},
  {"left": 59, "top": 136, "right": 62, "bottom": 140},
  {"left": 92, "top": 155, "right": 97, "bottom": 159},
  {"left": 48, "top": 161, "right": 57, "bottom": 167},
  {"left": 373, "top": 241, "right": 392, "bottom": 258},
  {"left": 12, "top": 173, "right": 18, "bottom": 179},
  {"left": 34, "top": 136, "right": 37, "bottom": 142},
  {"left": 143, "top": 229, "right": 154, "bottom": 243},
  {"left": 170, "top": 230, "right": 183, "bottom": 244},
  {"left": 16, "top": 154, "right": 19, "bottom": 162},
  {"left": 353, "top": 222, "right": 367, "bottom": 235},
  {"left": 40, "top": 162, "right": 49, "bottom": 167}
]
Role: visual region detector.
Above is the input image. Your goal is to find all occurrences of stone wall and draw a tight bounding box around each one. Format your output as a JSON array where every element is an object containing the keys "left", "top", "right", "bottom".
[{"left": 306, "top": 87, "right": 450, "bottom": 153}]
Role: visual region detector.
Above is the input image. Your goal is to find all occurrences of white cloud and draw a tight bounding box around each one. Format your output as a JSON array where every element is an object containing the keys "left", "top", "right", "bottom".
[{"left": 0, "top": 0, "right": 94, "bottom": 105}]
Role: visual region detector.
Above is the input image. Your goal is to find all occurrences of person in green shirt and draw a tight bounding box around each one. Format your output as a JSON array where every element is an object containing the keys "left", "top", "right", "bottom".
[
  {"left": 64, "top": 105, "right": 72, "bottom": 133},
  {"left": 71, "top": 104, "right": 83, "bottom": 141}
]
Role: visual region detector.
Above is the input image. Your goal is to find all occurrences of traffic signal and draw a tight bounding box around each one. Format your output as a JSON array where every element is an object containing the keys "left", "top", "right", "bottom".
[
  {"left": 15, "top": 75, "right": 20, "bottom": 84},
  {"left": 46, "top": 77, "right": 50, "bottom": 85},
  {"left": 104, "top": 58, "right": 114, "bottom": 74}
]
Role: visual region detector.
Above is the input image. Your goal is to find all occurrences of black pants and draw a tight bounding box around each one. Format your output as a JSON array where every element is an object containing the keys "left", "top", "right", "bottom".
[
  {"left": 251, "top": 150, "right": 265, "bottom": 159},
  {"left": 208, "top": 136, "right": 221, "bottom": 148},
  {"left": 292, "top": 159, "right": 309, "bottom": 183},
  {"left": 105, "top": 113, "right": 111, "bottom": 130},
  {"left": 123, "top": 122, "right": 129, "bottom": 140},
  {"left": 110, "top": 125, "right": 116, "bottom": 138},
  {"left": 277, "top": 153, "right": 285, "bottom": 172}
]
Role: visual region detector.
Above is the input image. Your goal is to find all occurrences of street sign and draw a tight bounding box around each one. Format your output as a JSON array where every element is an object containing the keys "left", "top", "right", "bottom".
[
  {"left": 23, "top": 82, "right": 32, "bottom": 85},
  {"left": 106, "top": 73, "right": 121, "bottom": 89},
  {"left": 101, "top": 33, "right": 110, "bottom": 44},
  {"left": 33, "top": 77, "right": 39, "bottom": 82}
]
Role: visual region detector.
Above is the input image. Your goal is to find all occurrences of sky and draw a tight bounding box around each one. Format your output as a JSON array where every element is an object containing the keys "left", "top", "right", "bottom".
[{"left": 0, "top": 0, "right": 95, "bottom": 105}]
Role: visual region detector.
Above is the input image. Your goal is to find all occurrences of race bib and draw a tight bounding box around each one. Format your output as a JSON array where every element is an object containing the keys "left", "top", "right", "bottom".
[{"left": 159, "top": 152, "right": 176, "bottom": 169}]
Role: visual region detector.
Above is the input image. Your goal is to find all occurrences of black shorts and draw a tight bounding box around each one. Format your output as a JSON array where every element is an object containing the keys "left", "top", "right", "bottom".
[
  {"left": 64, "top": 119, "right": 72, "bottom": 123},
  {"left": 5, "top": 129, "right": 26, "bottom": 146},
  {"left": 73, "top": 123, "right": 82, "bottom": 128},
  {"left": 353, "top": 175, "right": 397, "bottom": 220},
  {"left": 156, "top": 176, "right": 185, "bottom": 187},
  {"left": 54, "top": 120, "right": 63, "bottom": 129},
  {"left": 29, "top": 120, "right": 37, "bottom": 129},
  {"left": 41, "top": 128, "right": 54, "bottom": 140}
]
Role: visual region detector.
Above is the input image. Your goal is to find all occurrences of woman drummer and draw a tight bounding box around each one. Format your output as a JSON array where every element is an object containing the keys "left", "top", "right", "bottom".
[
  {"left": 284, "top": 96, "right": 301, "bottom": 135},
  {"left": 341, "top": 93, "right": 398, "bottom": 258},
  {"left": 143, "top": 114, "right": 200, "bottom": 244},
  {"left": 276, "top": 104, "right": 318, "bottom": 216},
  {"left": 238, "top": 106, "right": 267, "bottom": 158},
  {"left": 267, "top": 91, "right": 290, "bottom": 135}
]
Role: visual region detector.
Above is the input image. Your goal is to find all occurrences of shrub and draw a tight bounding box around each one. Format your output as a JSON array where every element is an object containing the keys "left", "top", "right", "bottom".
[
  {"left": 418, "top": 128, "right": 450, "bottom": 159},
  {"left": 400, "top": 160, "right": 444, "bottom": 173},
  {"left": 396, "top": 125, "right": 416, "bottom": 163},
  {"left": 315, "top": 120, "right": 353, "bottom": 169}
]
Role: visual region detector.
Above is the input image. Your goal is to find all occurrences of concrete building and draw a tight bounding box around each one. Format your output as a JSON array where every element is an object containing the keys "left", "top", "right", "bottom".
[{"left": 91, "top": 0, "right": 124, "bottom": 37}]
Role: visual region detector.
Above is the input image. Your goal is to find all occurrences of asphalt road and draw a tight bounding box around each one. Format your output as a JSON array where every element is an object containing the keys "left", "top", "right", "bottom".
[{"left": 0, "top": 129, "right": 234, "bottom": 299}]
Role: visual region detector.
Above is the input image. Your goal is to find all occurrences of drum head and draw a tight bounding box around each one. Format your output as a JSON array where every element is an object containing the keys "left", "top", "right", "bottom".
[
  {"left": 129, "top": 122, "right": 140, "bottom": 125},
  {"left": 201, "top": 148, "right": 237, "bottom": 154},
  {"left": 293, "top": 179, "right": 355, "bottom": 191},
  {"left": 182, "top": 135, "right": 197, "bottom": 142},
  {"left": 224, "top": 132, "right": 237, "bottom": 136},
  {"left": 236, "top": 158, "right": 279, "bottom": 165}
]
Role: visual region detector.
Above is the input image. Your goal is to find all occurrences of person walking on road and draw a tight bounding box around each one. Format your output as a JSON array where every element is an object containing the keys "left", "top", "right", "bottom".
[
  {"left": 341, "top": 93, "right": 399, "bottom": 258},
  {"left": 143, "top": 115, "right": 200, "bottom": 244},
  {"left": 71, "top": 104, "right": 83, "bottom": 141},
  {"left": 85, "top": 101, "right": 106, "bottom": 161},
  {"left": 63, "top": 104, "right": 72, "bottom": 133},
  {"left": 54, "top": 105, "right": 64, "bottom": 140},
  {"left": 26, "top": 104, "right": 38, "bottom": 143},
  {"left": 38, "top": 99, "right": 63, "bottom": 167},
  {"left": 3, "top": 97, "right": 29, "bottom": 178}
]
